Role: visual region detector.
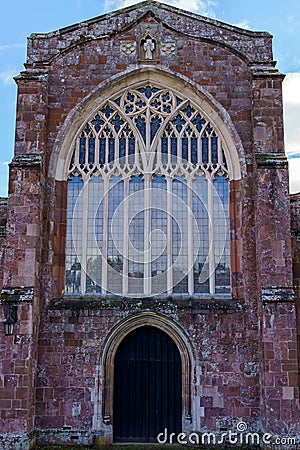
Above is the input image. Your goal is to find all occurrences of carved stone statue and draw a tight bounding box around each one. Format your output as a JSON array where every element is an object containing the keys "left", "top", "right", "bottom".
[{"left": 144, "top": 38, "right": 155, "bottom": 60}]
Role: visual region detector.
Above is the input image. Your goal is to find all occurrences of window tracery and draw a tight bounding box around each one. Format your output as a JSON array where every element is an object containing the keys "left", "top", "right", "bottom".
[{"left": 65, "top": 84, "right": 230, "bottom": 297}]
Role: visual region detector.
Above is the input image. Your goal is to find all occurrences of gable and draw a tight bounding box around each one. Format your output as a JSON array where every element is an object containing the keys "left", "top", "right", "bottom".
[{"left": 25, "top": 0, "right": 273, "bottom": 67}]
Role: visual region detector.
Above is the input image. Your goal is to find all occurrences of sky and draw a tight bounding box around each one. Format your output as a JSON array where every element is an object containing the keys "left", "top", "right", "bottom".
[{"left": 1, "top": 0, "right": 300, "bottom": 196}]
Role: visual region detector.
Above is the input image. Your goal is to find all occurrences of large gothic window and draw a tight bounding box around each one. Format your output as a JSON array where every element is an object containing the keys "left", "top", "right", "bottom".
[{"left": 65, "top": 84, "right": 230, "bottom": 297}]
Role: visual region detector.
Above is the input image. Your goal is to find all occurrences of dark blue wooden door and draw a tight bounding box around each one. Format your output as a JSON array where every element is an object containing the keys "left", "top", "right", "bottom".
[{"left": 113, "top": 326, "right": 182, "bottom": 442}]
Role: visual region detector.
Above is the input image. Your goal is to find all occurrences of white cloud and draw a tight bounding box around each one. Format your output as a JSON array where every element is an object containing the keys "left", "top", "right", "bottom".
[
  {"left": 283, "top": 72, "right": 300, "bottom": 107},
  {"left": 285, "top": 14, "right": 300, "bottom": 36},
  {"left": 104, "top": 0, "right": 218, "bottom": 15},
  {"left": 283, "top": 73, "right": 300, "bottom": 193},
  {"left": 233, "top": 20, "right": 251, "bottom": 30},
  {"left": 288, "top": 157, "right": 300, "bottom": 194},
  {"left": 0, "top": 67, "right": 16, "bottom": 85},
  {"left": 0, "top": 43, "right": 25, "bottom": 52},
  {"left": 283, "top": 73, "right": 300, "bottom": 155}
]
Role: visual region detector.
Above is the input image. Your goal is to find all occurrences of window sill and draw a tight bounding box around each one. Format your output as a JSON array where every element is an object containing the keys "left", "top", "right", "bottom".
[{"left": 51, "top": 293, "right": 245, "bottom": 312}]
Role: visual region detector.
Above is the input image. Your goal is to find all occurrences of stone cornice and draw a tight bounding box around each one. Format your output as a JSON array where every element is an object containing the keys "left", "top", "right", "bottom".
[
  {"left": 262, "top": 287, "right": 295, "bottom": 304},
  {"left": 14, "top": 69, "right": 48, "bottom": 83},
  {"left": 51, "top": 295, "right": 245, "bottom": 313},
  {"left": 255, "top": 153, "right": 288, "bottom": 168},
  {"left": 10, "top": 154, "right": 43, "bottom": 169},
  {"left": 251, "top": 66, "right": 285, "bottom": 79},
  {"left": 0, "top": 287, "right": 34, "bottom": 303}
]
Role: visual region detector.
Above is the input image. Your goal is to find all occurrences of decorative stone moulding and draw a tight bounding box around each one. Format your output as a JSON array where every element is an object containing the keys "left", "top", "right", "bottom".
[
  {"left": 0, "top": 287, "right": 34, "bottom": 303},
  {"left": 9, "top": 154, "right": 43, "bottom": 168},
  {"left": 251, "top": 65, "right": 284, "bottom": 78},
  {"left": 120, "top": 41, "right": 136, "bottom": 56},
  {"left": 161, "top": 42, "right": 176, "bottom": 55},
  {"left": 255, "top": 152, "right": 288, "bottom": 168},
  {"left": 262, "top": 287, "right": 295, "bottom": 303},
  {"left": 51, "top": 296, "right": 245, "bottom": 313},
  {"left": 14, "top": 69, "right": 48, "bottom": 82}
]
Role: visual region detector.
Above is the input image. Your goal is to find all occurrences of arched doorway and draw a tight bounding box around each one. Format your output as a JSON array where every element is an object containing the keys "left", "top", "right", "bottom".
[{"left": 113, "top": 325, "right": 182, "bottom": 442}]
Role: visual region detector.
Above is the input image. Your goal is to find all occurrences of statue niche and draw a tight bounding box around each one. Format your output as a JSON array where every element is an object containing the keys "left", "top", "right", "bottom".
[{"left": 140, "top": 34, "right": 158, "bottom": 62}]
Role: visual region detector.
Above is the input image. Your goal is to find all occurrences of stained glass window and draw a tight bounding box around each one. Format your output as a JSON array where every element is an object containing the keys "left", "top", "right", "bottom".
[{"left": 65, "top": 84, "right": 230, "bottom": 297}]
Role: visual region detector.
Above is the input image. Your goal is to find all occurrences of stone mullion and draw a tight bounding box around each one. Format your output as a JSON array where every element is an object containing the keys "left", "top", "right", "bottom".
[
  {"left": 125, "top": 134, "right": 129, "bottom": 165},
  {"left": 122, "top": 179, "right": 129, "bottom": 295},
  {"left": 187, "top": 177, "right": 194, "bottom": 295},
  {"left": 166, "top": 177, "right": 173, "bottom": 295},
  {"left": 85, "top": 132, "right": 89, "bottom": 166},
  {"left": 207, "top": 176, "right": 215, "bottom": 296},
  {"left": 105, "top": 135, "right": 109, "bottom": 165},
  {"left": 188, "top": 135, "right": 191, "bottom": 164},
  {"left": 101, "top": 176, "right": 109, "bottom": 294},
  {"left": 208, "top": 133, "right": 212, "bottom": 166},
  {"left": 156, "top": 135, "right": 162, "bottom": 167},
  {"left": 95, "top": 134, "right": 100, "bottom": 169},
  {"left": 144, "top": 174, "right": 152, "bottom": 296},
  {"left": 80, "top": 180, "right": 89, "bottom": 295},
  {"left": 197, "top": 134, "right": 202, "bottom": 165},
  {"left": 217, "top": 135, "right": 223, "bottom": 167},
  {"left": 146, "top": 102, "right": 151, "bottom": 154},
  {"left": 167, "top": 135, "right": 171, "bottom": 166}
]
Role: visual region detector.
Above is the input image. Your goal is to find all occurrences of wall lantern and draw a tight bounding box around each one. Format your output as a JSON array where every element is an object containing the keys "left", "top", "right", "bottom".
[{"left": 4, "top": 305, "right": 18, "bottom": 336}]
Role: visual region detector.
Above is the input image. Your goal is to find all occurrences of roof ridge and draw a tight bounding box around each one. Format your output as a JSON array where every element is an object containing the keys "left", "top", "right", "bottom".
[{"left": 29, "top": 0, "right": 271, "bottom": 39}]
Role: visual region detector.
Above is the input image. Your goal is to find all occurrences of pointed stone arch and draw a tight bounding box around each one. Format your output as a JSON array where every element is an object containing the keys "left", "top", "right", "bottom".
[
  {"left": 99, "top": 312, "right": 195, "bottom": 432},
  {"left": 50, "top": 66, "right": 243, "bottom": 182},
  {"left": 50, "top": 66, "right": 243, "bottom": 299}
]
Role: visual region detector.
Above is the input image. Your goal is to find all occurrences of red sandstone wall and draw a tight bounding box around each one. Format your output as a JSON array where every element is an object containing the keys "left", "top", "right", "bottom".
[
  {"left": 0, "top": 198, "right": 7, "bottom": 292},
  {"left": 291, "top": 193, "right": 300, "bottom": 390},
  {"left": 0, "top": 3, "right": 299, "bottom": 447}
]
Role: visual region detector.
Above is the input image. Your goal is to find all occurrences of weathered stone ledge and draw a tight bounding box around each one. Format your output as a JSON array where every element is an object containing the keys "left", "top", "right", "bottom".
[
  {"left": 10, "top": 154, "right": 43, "bottom": 168},
  {"left": 51, "top": 294, "right": 245, "bottom": 313},
  {"left": 262, "top": 286, "right": 295, "bottom": 303},
  {"left": 255, "top": 152, "right": 288, "bottom": 168},
  {"left": 14, "top": 69, "right": 48, "bottom": 82},
  {"left": 251, "top": 66, "right": 285, "bottom": 78},
  {"left": 0, "top": 286, "right": 34, "bottom": 303}
]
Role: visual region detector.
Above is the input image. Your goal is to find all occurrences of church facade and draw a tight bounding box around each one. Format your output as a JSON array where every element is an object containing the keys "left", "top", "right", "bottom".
[{"left": 0, "top": 1, "right": 300, "bottom": 448}]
